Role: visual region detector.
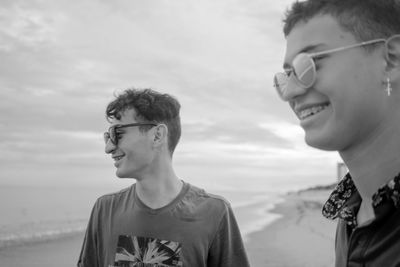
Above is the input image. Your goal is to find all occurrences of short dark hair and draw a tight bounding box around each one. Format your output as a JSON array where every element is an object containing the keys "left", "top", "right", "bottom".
[
  {"left": 283, "top": 0, "right": 400, "bottom": 42},
  {"left": 106, "top": 88, "right": 181, "bottom": 156}
]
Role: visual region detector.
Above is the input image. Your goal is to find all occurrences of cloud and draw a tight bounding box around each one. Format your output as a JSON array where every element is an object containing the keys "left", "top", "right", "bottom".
[
  {"left": 0, "top": 2, "right": 60, "bottom": 49},
  {"left": 0, "top": 0, "right": 341, "bottom": 188},
  {"left": 182, "top": 120, "right": 293, "bottom": 148}
]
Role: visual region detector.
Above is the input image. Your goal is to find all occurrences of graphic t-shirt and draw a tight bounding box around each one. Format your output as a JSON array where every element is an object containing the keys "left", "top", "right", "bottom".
[
  {"left": 113, "top": 235, "right": 182, "bottom": 267},
  {"left": 77, "top": 181, "right": 249, "bottom": 267}
]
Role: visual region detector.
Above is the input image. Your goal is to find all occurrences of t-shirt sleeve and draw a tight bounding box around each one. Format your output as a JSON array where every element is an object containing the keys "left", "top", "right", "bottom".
[
  {"left": 208, "top": 203, "right": 250, "bottom": 267},
  {"left": 77, "top": 200, "right": 101, "bottom": 267}
]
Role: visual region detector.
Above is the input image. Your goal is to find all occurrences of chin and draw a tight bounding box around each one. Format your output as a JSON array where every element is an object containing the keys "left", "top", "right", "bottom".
[
  {"left": 116, "top": 169, "right": 140, "bottom": 180},
  {"left": 304, "top": 132, "right": 339, "bottom": 151},
  {"left": 115, "top": 169, "right": 129, "bottom": 178}
]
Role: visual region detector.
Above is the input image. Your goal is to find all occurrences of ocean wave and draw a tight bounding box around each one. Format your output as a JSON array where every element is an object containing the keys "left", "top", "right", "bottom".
[{"left": 0, "top": 219, "right": 87, "bottom": 249}]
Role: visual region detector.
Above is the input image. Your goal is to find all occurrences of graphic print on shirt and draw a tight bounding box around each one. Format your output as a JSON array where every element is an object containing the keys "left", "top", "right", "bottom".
[{"left": 112, "top": 235, "right": 182, "bottom": 267}]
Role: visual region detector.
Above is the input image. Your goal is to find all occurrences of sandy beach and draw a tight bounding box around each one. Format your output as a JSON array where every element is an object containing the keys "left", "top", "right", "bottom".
[
  {"left": 0, "top": 188, "right": 337, "bottom": 267},
  {"left": 246, "top": 188, "right": 337, "bottom": 267}
]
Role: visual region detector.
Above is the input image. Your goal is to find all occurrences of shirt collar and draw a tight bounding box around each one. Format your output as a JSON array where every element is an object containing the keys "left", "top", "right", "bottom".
[{"left": 322, "top": 172, "right": 400, "bottom": 228}]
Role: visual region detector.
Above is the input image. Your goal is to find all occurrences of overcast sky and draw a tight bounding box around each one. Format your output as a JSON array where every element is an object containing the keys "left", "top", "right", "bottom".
[{"left": 0, "top": 0, "right": 340, "bottom": 190}]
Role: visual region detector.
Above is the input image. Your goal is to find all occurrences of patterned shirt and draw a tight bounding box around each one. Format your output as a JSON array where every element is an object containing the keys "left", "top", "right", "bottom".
[
  {"left": 322, "top": 172, "right": 400, "bottom": 267},
  {"left": 322, "top": 172, "right": 400, "bottom": 228}
]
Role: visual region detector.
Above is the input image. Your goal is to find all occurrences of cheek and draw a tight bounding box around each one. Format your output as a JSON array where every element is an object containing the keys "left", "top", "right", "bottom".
[
  {"left": 323, "top": 53, "right": 379, "bottom": 88},
  {"left": 354, "top": 52, "right": 384, "bottom": 90},
  {"left": 323, "top": 59, "right": 379, "bottom": 106}
]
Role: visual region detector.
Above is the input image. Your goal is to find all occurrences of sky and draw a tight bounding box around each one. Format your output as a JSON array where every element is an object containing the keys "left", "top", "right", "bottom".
[{"left": 0, "top": 0, "right": 341, "bottom": 191}]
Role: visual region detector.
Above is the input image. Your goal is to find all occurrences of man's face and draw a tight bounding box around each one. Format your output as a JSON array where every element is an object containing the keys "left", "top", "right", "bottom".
[
  {"left": 105, "top": 109, "right": 155, "bottom": 179},
  {"left": 283, "top": 14, "right": 388, "bottom": 152}
]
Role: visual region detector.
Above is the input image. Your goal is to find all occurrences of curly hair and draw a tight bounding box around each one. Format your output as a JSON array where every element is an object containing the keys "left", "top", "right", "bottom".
[
  {"left": 283, "top": 0, "right": 400, "bottom": 42},
  {"left": 106, "top": 88, "right": 181, "bottom": 156}
]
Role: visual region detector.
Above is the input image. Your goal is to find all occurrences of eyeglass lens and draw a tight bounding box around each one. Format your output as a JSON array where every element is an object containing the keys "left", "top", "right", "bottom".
[
  {"left": 275, "top": 53, "right": 316, "bottom": 97},
  {"left": 292, "top": 54, "right": 315, "bottom": 87},
  {"left": 274, "top": 35, "right": 400, "bottom": 98}
]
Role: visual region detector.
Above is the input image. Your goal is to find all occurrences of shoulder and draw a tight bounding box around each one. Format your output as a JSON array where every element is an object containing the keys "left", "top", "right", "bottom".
[
  {"left": 95, "top": 184, "right": 135, "bottom": 208},
  {"left": 189, "top": 183, "right": 230, "bottom": 204},
  {"left": 179, "top": 183, "right": 232, "bottom": 216}
]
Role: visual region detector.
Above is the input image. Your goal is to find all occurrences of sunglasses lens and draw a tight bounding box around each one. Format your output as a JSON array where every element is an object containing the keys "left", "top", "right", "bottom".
[
  {"left": 104, "top": 132, "right": 110, "bottom": 144},
  {"left": 293, "top": 53, "right": 315, "bottom": 87},
  {"left": 104, "top": 126, "right": 117, "bottom": 145},
  {"left": 110, "top": 127, "right": 116, "bottom": 144}
]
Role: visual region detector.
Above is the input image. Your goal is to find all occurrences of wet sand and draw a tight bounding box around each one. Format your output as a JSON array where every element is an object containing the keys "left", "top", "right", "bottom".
[{"left": 245, "top": 189, "right": 337, "bottom": 267}]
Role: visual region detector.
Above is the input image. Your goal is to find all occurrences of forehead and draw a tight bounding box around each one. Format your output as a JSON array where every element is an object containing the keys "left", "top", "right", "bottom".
[
  {"left": 110, "top": 108, "right": 138, "bottom": 125},
  {"left": 284, "top": 15, "right": 357, "bottom": 66}
]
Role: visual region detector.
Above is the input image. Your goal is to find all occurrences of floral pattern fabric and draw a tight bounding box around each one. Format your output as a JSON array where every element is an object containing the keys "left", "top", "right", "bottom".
[{"left": 322, "top": 172, "right": 400, "bottom": 228}]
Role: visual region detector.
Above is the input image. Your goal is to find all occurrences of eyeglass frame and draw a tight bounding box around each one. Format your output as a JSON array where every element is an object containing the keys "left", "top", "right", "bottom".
[
  {"left": 273, "top": 35, "right": 400, "bottom": 100},
  {"left": 103, "top": 122, "right": 157, "bottom": 146}
]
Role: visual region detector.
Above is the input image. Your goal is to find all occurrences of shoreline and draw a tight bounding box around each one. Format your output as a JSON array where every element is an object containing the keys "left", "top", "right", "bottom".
[
  {"left": 0, "top": 232, "right": 85, "bottom": 267},
  {"left": 245, "top": 188, "right": 337, "bottom": 267},
  {"left": 0, "top": 227, "right": 86, "bottom": 251},
  {"left": 0, "top": 186, "right": 337, "bottom": 267}
]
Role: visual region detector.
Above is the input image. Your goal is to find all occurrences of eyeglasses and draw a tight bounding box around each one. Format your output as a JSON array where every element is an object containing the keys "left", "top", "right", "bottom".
[
  {"left": 103, "top": 123, "right": 157, "bottom": 146},
  {"left": 273, "top": 38, "right": 388, "bottom": 100}
]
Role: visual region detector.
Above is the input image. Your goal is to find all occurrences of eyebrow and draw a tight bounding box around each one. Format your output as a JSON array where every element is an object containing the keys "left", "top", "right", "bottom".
[{"left": 282, "top": 44, "right": 325, "bottom": 69}]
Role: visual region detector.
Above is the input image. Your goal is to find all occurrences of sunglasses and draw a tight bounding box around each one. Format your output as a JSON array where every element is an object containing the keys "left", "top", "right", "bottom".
[
  {"left": 273, "top": 35, "right": 400, "bottom": 100},
  {"left": 103, "top": 123, "right": 157, "bottom": 146}
]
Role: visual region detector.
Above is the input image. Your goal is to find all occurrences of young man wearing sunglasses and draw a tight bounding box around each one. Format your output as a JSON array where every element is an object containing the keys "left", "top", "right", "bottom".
[
  {"left": 77, "top": 88, "right": 249, "bottom": 267},
  {"left": 274, "top": 0, "right": 400, "bottom": 266}
]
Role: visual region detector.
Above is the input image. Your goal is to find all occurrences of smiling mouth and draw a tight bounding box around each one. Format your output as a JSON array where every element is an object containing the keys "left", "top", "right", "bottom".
[
  {"left": 113, "top": 156, "right": 124, "bottom": 161},
  {"left": 298, "top": 104, "right": 330, "bottom": 120}
]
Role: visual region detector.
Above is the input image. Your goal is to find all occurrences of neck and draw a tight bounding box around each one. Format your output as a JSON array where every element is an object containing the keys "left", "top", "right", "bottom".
[
  {"left": 135, "top": 157, "right": 183, "bottom": 209},
  {"left": 340, "top": 120, "right": 400, "bottom": 200}
]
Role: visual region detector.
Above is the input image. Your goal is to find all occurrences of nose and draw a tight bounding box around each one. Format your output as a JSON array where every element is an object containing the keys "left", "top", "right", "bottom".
[
  {"left": 105, "top": 139, "right": 116, "bottom": 154},
  {"left": 280, "top": 77, "right": 308, "bottom": 101}
]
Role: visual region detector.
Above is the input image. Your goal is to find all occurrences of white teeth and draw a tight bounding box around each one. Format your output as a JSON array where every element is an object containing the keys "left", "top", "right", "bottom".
[
  {"left": 114, "top": 156, "right": 123, "bottom": 161},
  {"left": 299, "top": 105, "right": 328, "bottom": 120}
]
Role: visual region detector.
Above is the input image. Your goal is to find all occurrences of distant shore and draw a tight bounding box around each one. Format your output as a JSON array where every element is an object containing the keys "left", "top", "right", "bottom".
[{"left": 0, "top": 185, "right": 337, "bottom": 267}]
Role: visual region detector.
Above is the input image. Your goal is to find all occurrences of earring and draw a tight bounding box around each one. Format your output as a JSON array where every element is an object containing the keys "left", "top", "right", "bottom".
[{"left": 385, "top": 77, "right": 392, "bottom": 96}]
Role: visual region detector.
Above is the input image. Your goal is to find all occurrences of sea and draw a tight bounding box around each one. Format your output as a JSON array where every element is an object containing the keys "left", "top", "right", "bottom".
[{"left": 0, "top": 176, "right": 334, "bottom": 250}]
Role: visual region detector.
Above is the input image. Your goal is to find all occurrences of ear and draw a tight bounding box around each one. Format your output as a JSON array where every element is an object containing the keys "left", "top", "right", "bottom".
[
  {"left": 385, "top": 35, "right": 400, "bottom": 71},
  {"left": 152, "top": 124, "right": 168, "bottom": 147}
]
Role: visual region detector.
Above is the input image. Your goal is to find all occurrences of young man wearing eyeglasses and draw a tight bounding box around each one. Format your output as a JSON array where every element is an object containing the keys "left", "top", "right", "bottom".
[
  {"left": 275, "top": 0, "right": 400, "bottom": 266},
  {"left": 77, "top": 88, "right": 249, "bottom": 267}
]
